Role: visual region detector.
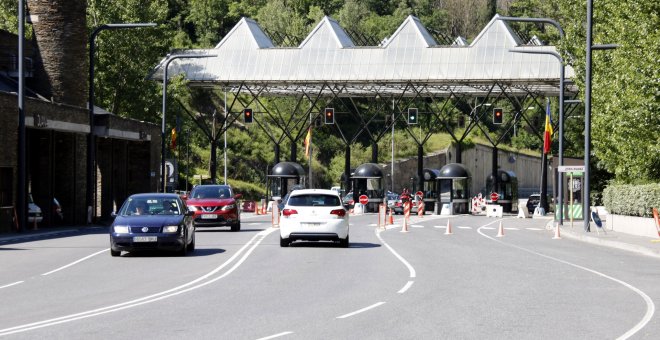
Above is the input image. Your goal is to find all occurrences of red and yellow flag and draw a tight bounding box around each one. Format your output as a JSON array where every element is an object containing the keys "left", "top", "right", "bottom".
[
  {"left": 170, "top": 127, "right": 177, "bottom": 150},
  {"left": 303, "top": 127, "right": 312, "bottom": 157},
  {"left": 543, "top": 102, "right": 553, "bottom": 154}
]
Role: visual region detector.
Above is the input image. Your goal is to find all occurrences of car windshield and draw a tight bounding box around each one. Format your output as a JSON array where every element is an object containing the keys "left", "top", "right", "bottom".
[
  {"left": 287, "top": 194, "right": 341, "bottom": 207},
  {"left": 191, "top": 186, "right": 232, "bottom": 199},
  {"left": 120, "top": 197, "right": 182, "bottom": 216}
]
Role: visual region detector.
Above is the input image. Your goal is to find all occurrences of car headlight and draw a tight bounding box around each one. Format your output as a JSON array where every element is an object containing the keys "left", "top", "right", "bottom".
[
  {"left": 113, "top": 226, "right": 129, "bottom": 234},
  {"left": 163, "top": 225, "right": 179, "bottom": 233},
  {"left": 187, "top": 206, "right": 198, "bottom": 212},
  {"left": 221, "top": 204, "right": 235, "bottom": 211}
]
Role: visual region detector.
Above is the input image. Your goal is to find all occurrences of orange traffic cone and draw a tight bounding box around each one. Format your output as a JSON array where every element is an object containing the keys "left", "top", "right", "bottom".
[
  {"left": 496, "top": 221, "right": 504, "bottom": 237},
  {"left": 553, "top": 222, "right": 562, "bottom": 239},
  {"left": 388, "top": 208, "right": 394, "bottom": 225},
  {"left": 444, "top": 220, "right": 452, "bottom": 235}
]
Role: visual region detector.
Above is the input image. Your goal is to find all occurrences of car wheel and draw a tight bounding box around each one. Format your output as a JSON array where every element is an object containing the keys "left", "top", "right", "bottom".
[
  {"left": 178, "top": 232, "right": 188, "bottom": 256},
  {"left": 231, "top": 221, "right": 241, "bottom": 232},
  {"left": 110, "top": 249, "right": 121, "bottom": 257},
  {"left": 188, "top": 232, "right": 195, "bottom": 252},
  {"left": 280, "top": 236, "right": 289, "bottom": 247},
  {"left": 339, "top": 235, "right": 349, "bottom": 248}
]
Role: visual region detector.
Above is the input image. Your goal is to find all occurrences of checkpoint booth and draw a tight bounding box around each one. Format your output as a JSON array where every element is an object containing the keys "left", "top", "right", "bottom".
[
  {"left": 422, "top": 168, "right": 441, "bottom": 213},
  {"left": 350, "top": 163, "right": 385, "bottom": 213},
  {"left": 486, "top": 170, "right": 518, "bottom": 212},
  {"left": 267, "top": 161, "right": 306, "bottom": 204},
  {"left": 436, "top": 163, "right": 471, "bottom": 215}
]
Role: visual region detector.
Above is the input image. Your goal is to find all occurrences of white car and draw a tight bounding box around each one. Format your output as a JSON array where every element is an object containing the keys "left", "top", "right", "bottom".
[{"left": 279, "top": 189, "right": 349, "bottom": 247}]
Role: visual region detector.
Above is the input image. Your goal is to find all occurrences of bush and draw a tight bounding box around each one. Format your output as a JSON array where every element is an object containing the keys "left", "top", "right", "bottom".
[{"left": 602, "top": 184, "right": 660, "bottom": 217}]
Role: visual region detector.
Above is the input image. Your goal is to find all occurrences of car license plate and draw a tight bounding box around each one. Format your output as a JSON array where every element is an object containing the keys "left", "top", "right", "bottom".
[
  {"left": 133, "top": 236, "right": 157, "bottom": 242},
  {"left": 201, "top": 214, "right": 216, "bottom": 219},
  {"left": 301, "top": 223, "right": 321, "bottom": 228}
]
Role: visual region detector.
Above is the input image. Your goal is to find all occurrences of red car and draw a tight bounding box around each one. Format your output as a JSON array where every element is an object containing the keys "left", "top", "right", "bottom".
[{"left": 185, "top": 185, "right": 242, "bottom": 231}]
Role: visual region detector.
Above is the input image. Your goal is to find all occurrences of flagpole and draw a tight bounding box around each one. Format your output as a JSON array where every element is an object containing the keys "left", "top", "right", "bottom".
[
  {"left": 540, "top": 98, "right": 550, "bottom": 214},
  {"left": 308, "top": 106, "right": 312, "bottom": 188}
]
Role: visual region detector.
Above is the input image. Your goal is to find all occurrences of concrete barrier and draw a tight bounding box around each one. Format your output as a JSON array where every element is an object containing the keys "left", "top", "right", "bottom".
[{"left": 486, "top": 204, "right": 503, "bottom": 218}]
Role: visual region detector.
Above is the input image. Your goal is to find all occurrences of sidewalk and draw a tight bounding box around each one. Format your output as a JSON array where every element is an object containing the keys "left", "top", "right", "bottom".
[
  {"left": 0, "top": 225, "right": 106, "bottom": 244},
  {"left": 548, "top": 220, "right": 660, "bottom": 259}
]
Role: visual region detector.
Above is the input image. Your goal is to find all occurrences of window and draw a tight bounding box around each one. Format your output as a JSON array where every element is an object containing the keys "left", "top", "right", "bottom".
[{"left": 288, "top": 194, "right": 340, "bottom": 207}]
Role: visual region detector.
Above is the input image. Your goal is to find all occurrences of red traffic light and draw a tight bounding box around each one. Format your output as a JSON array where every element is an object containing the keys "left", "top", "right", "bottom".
[
  {"left": 493, "top": 108, "right": 503, "bottom": 124},
  {"left": 324, "top": 108, "right": 334, "bottom": 124},
  {"left": 244, "top": 108, "right": 253, "bottom": 123}
]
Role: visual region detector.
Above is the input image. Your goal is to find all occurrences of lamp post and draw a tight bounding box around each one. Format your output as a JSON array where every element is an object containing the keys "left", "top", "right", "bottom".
[
  {"left": 510, "top": 49, "right": 565, "bottom": 224},
  {"left": 88, "top": 22, "right": 156, "bottom": 223},
  {"left": 161, "top": 53, "right": 216, "bottom": 192},
  {"left": 16, "top": 0, "right": 26, "bottom": 231},
  {"left": 499, "top": 16, "right": 567, "bottom": 223}
]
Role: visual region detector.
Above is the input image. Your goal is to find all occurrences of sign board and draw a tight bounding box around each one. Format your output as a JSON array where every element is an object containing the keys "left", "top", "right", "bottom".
[
  {"left": 490, "top": 192, "right": 499, "bottom": 202},
  {"left": 358, "top": 195, "right": 369, "bottom": 205},
  {"left": 558, "top": 165, "right": 585, "bottom": 173},
  {"left": 415, "top": 191, "right": 424, "bottom": 198}
]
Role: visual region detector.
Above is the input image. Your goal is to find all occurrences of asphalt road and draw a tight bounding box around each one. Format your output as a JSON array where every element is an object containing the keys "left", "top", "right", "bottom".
[{"left": 1, "top": 213, "right": 659, "bottom": 339}]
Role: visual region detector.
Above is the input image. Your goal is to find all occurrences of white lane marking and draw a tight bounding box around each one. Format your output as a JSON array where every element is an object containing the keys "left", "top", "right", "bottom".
[
  {"left": 458, "top": 226, "right": 472, "bottom": 229},
  {"left": 476, "top": 222, "right": 655, "bottom": 340},
  {"left": 0, "top": 228, "right": 276, "bottom": 337},
  {"left": 398, "top": 281, "right": 414, "bottom": 294},
  {"left": 526, "top": 228, "right": 543, "bottom": 231},
  {"left": 411, "top": 225, "right": 424, "bottom": 228},
  {"left": 375, "top": 229, "right": 416, "bottom": 278},
  {"left": 504, "top": 227, "right": 519, "bottom": 230},
  {"left": 41, "top": 249, "right": 108, "bottom": 276},
  {"left": 336, "top": 302, "right": 386, "bottom": 319},
  {"left": 256, "top": 331, "right": 294, "bottom": 340},
  {"left": 0, "top": 281, "right": 24, "bottom": 290}
]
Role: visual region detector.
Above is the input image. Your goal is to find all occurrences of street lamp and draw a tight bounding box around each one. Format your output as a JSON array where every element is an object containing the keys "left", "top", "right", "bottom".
[
  {"left": 88, "top": 22, "right": 156, "bottom": 223},
  {"left": 509, "top": 49, "right": 565, "bottom": 224},
  {"left": 161, "top": 53, "right": 216, "bottom": 192}
]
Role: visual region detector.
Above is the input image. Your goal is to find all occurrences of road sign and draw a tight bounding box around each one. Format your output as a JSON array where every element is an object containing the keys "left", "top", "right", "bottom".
[
  {"left": 558, "top": 165, "right": 585, "bottom": 173},
  {"left": 416, "top": 191, "right": 424, "bottom": 198},
  {"left": 490, "top": 192, "right": 499, "bottom": 202},
  {"left": 359, "top": 195, "right": 369, "bottom": 205}
]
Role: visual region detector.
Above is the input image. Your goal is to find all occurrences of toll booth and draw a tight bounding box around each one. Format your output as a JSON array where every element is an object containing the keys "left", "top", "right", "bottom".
[
  {"left": 267, "top": 162, "right": 306, "bottom": 201},
  {"left": 437, "top": 163, "right": 471, "bottom": 214},
  {"left": 351, "top": 163, "right": 385, "bottom": 213},
  {"left": 486, "top": 170, "right": 518, "bottom": 212},
  {"left": 339, "top": 169, "right": 355, "bottom": 197},
  {"left": 556, "top": 171, "right": 584, "bottom": 220},
  {"left": 422, "top": 168, "right": 441, "bottom": 213}
]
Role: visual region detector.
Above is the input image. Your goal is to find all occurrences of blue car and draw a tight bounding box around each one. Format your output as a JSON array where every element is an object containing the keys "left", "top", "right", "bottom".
[{"left": 109, "top": 193, "right": 195, "bottom": 257}]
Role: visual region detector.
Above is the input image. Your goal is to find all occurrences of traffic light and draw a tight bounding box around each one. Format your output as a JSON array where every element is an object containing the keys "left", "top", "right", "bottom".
[
  {"left": 407, "top": 108, "right": 418, "bottom": 125},
  {"left": 324, "top": 108, "right": 334, "bottom": 124},
  {"left": 493, "top": 108, "right": 503, "bottom": 124},
  {"left": 244, "top": 108, "right": 253, "bottom": 123}
]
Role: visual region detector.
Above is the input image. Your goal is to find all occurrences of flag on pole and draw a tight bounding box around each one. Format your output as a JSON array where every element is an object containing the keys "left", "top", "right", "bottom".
[
  {"left": 543, "top": 101, "right": 553, "bottom": 154},
  {"left": 303, "top": 127, "right": 312, "bottom": 157},
  {"left": 170, "top": 127, "right": 177, "bottom": 150}
]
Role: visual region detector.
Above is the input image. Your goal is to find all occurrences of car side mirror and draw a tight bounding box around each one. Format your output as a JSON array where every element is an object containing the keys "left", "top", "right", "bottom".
[
  {"left": 234, "top": 193, "right": 243, "bottom": 199},
  {"left": 181, "top": 194, "right": 188, "bottom": 200},
  {"left": 185, "top": 210, "right": 194, "bottom": 216}
]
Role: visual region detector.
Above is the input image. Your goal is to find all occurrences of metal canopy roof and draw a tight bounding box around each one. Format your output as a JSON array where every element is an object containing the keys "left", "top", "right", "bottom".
[{"left": 150, "top": 14, "right": 574, "bottom": 97}]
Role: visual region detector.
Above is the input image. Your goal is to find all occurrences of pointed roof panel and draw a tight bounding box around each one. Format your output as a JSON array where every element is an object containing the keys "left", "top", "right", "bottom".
[
  {"left": 300, "top": 16, "right": 354, "bottom": 49},
  {"left": 150, "top": 15, "right": 575, "bottom": 97}
]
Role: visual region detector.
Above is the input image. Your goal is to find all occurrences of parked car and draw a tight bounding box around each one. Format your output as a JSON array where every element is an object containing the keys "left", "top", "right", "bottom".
[
  {"left": 27, "top": 194, "right": 43, "bottom": 224},
  {"left": 109, "top": 193, "right": 195, "bottom": 257},
  {"left": 526, "top": 194, "right": 541, "bottom": 214},
  {"left": 186, "top": 184, "right": 242, "bottom": 231},
  {"left": 279, "top": 189, "right": 349, "bottom": 247}
]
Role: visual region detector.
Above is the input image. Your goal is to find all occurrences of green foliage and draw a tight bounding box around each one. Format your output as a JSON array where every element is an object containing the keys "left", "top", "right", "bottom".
[{"left": 602, "top": 184, "right": 660, "bottom": 218}]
